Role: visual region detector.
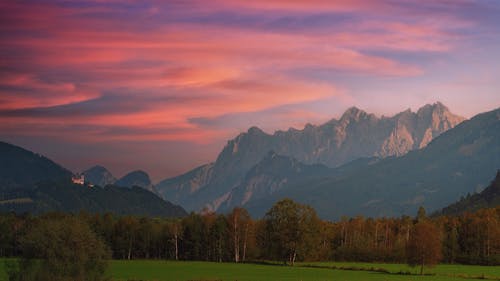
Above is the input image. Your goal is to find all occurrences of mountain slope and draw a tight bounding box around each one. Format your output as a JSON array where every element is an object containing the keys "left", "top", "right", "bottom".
[
  {"left": 83, "top": 165, "right": 117, "bottom": 187},
  {"left": 157, "top": 102, "right": 464, "bottom": 211},
  {"left": 223, "top": 155, "right": 381, "bottom": 218},
  {"left": 438, "top": 171, "right": 500, "bottom": 216},
  {"left": 254, "top": 107, "right": 500, "bottom": 219},
  {"left": 0, "top": 141, "right": 71, "bottom": 190},
  {"left": 218, "top": 151, "right": 333, "bottom": 212}
]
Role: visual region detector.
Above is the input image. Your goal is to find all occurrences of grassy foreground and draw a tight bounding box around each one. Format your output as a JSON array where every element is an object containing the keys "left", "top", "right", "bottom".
[
  {"left": 1, "top": 259, "right": 499, "bottom": 281},
  {"left": 109, "top": 260, "right": 500, "bottom": 281}
]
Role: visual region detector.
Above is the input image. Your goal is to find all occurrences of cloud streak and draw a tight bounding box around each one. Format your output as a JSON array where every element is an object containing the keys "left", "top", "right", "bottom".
[{"left": 1, "top": 0, "right": 499, "bottom": 179}]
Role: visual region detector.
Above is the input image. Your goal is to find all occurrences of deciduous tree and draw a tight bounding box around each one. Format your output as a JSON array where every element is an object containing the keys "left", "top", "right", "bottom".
[
  {"left": 407, "top": 221, "right": 442, "bottom": 274},
  {"left": 263, "top": 198, "right": 321, "bottom": 265}
]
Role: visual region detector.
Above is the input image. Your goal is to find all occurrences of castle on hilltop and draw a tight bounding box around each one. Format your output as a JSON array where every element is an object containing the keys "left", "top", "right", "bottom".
[
  {"left": 72, "top": 174, "right": 85, "bottom": 185},
  {"left": 72, "top": 173, "right": 95, "bottom": 188}
]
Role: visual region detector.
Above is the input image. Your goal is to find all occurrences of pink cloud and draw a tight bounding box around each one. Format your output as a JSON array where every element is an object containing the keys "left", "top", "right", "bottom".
[
  {"left": 0, "top": 74, "right": 99, "bottom": 110},
  {"left": 0, "top": 0, "right": 471, "bottom": 145},
  {"left": 210, "top": 0, "right": 384, "bottom": 13}
]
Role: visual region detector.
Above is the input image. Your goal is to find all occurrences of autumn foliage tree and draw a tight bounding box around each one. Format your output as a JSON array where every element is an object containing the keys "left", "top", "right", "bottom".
[
  {"left": 0, "top": 205, "right": 498, "bottom": 267},
  {"left": 407, "top": 220, "right": 442, "bottom": 274}
]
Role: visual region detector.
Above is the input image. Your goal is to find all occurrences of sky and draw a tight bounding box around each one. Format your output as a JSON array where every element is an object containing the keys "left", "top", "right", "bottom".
[{"left": 1, "top": 0, "right": 500, "bottom": 181}]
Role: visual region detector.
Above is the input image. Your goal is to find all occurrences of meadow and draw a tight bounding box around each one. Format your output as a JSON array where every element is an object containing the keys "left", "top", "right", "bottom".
[{"left": 2, "top": 259, "right": 498, "bottom": 281}]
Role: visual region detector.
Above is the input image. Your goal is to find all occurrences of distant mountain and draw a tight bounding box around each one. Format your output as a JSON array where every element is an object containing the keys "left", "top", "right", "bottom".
[
  {"left": 84, "top": 166, "right": 158, "bottom": 195},
  {"left": 0, "top": 143, "right": 186, "bottom": 217},
  {"left": 156, "top": 102, "right": 465, "bottom": 212},
  {"left": 0, "top": 181, "right": 187, "bottom": 217},
  {"left": 438, "top": 171, "right": 500, "bottom": 216},
  {"left": 116, "top": 170, "right": 158, "bottom": 195},
  {"left": 243, "top": 107, "right": 499, "bottom": 219},
  {"left": 0, "top": 141, "right": 71, "bottom": 190},
  {"left": 83, "top": 165, "right": 116, "bottom": 187}
]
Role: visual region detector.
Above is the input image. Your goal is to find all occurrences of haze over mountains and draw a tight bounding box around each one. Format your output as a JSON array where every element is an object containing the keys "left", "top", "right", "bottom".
[
  {"left": 156, "top": 102, "right": 467, "bottom": 213},
  {"left": 1, "top": 102, "right": 498, "bottom": 220}
]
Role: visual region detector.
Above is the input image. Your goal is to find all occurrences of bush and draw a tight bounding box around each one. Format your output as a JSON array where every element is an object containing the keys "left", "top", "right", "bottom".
[{"left": 8, "top": 214, "right": 110, "bottom": 281}]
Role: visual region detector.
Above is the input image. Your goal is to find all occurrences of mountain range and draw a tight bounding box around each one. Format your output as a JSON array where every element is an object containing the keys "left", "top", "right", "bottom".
[
  {"left": 237, "top": 107, "right": 499, "bottom": 219},
  {"left": 2, "top": 102, "right": 498, "bottom": 220},
  {"left": 155, "top": 102, "right": 471, "bottom": 214}
]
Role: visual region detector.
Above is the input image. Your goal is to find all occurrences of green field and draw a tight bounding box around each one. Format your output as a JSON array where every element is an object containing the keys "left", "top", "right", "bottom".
[{"left": 1, "top": 259, "right": 499, "bottom": 281}]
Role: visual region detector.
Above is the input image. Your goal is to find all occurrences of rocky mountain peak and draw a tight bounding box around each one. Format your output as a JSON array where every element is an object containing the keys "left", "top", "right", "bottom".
[
  {"left": 418, "top": 102, "right": 465, "bottom": 139},
  {"left": 117, "top": 170, "right": 151, "bottom": 186},
  {"left": 83, "top": 165, "right": 116, "bottom": 187},
  {"left": 156, "top": 102, "right": 468, "bottom": 213},
  {"left": 304, "top": 123, "right": 316, "bottom": 130},
  {"left": 340, "top": 106, "right": 367, "bottom": 121},
  {"left": 432, "top": 101, "right": 448, "bottom": 111},
  {"left": 116, "top": 170, "right": 159, "bottom": 195},
  {"left": 247, "top": 126, "right": 266, "bottom": 135},
  {"left": 417, "top": 101, "right": 449, "bottom": 117}
]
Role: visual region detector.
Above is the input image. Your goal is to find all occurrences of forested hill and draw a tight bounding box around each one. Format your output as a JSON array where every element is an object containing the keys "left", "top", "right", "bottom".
[
  {"left": 0, "top": 141, "right": 187, "bottom": 218},
  {"left": 0, "top": 141, "right": 71, "bottom": 189},
  {"left": 0, "top": 181, "right": 187, "bottom": 217},
  {"left": 438, "top": 171, "right": 500, "bottom": 216}
]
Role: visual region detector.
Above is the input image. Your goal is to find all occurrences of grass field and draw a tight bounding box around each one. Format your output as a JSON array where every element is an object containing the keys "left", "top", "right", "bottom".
[
  {"left": 300, "top": 262, "right": 500, "bottom": 279},
  {"left": 1, "top": 259, "right": 499, "bottom": 281}
]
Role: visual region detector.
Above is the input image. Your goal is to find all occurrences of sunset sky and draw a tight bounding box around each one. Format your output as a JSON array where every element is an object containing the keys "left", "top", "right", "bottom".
[{"left": 1, "top": 0, "right": 500, "bottom": 181}]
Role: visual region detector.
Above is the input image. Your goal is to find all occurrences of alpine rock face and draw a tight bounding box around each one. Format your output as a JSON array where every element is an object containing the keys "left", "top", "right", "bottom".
[
  {"left": 156, "top": 102, "right": 465, "bottom": 212},
  {"left": 263, "top": 107, "right": 500, "bottom": 219}
]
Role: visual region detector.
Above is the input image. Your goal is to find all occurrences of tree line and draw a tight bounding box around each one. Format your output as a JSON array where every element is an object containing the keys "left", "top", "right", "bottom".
[{"left": 1, "top": 199, "right": 499, "bottom": 269}]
